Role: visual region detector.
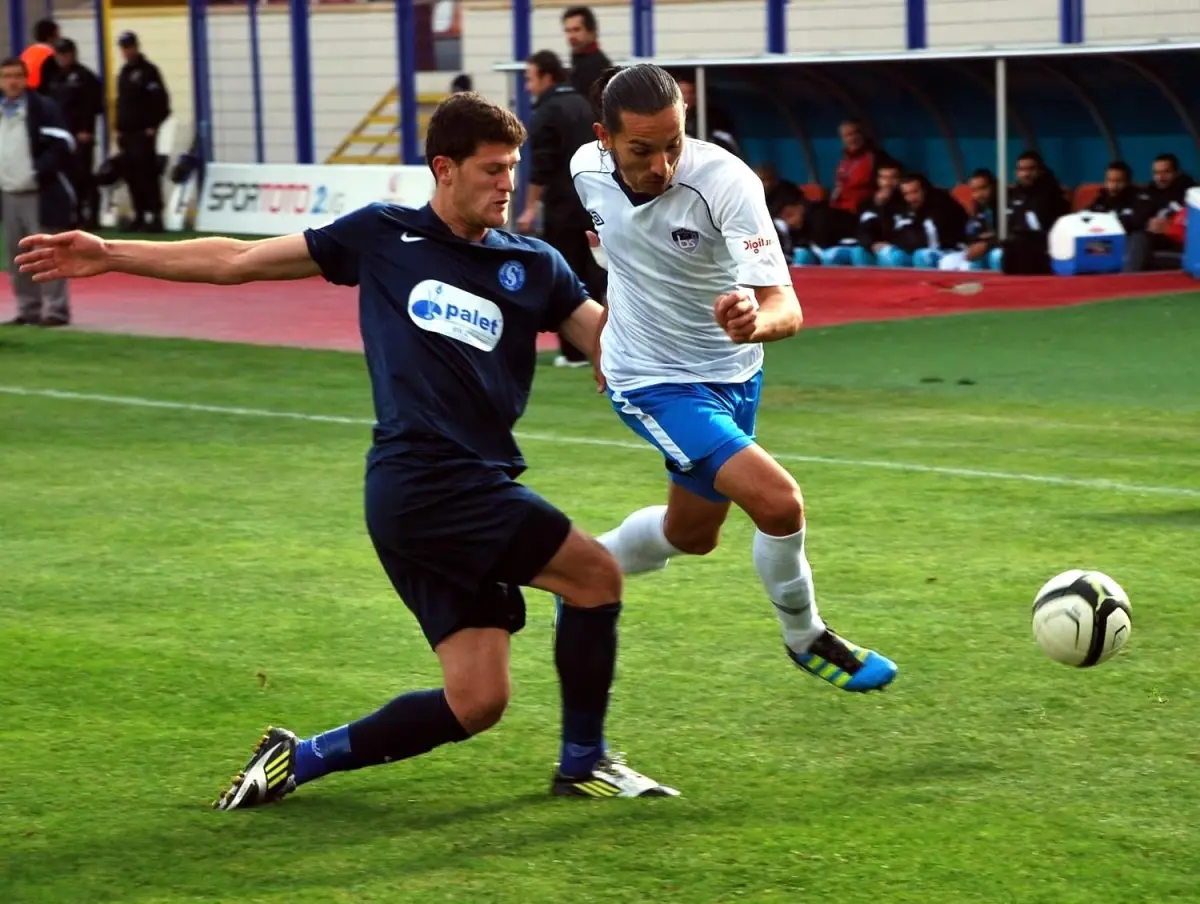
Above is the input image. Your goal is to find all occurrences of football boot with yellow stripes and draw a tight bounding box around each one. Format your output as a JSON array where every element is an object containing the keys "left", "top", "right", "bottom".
[
  {"left": 551, "top": 753, "right": 680, "bottom": 799},
  {"left": 212, "top": 726, "right": 298, "bottom": 810},
  {"left": 788, "top": 628, "right": 898, "bottom": 692}
]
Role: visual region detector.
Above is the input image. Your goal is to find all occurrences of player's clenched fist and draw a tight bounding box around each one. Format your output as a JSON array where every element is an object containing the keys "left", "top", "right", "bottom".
[{"left": 713, "top": 289, "right": 759, "bottom": 343}]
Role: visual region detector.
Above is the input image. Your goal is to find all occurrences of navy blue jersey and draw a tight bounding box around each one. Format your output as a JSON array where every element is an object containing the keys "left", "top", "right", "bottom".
[{"left": 304, "top": 203, "right": 589, "bottom": 473}]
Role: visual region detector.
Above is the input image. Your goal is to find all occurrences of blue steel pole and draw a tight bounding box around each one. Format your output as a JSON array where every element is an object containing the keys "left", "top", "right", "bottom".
[
  {"left": 188, "top": 0, "right": 213, "bottom": 162},
  {"left": 633, "top": 0, "right": 655, "bottom": 58},
  {"left": 1060, "top": 0, "right": 1084, "bottom": 43},
  {"left": 396, "top": 0, "right": 418, "bottom": 164},
  {"left": 9, "top": 0, "right": 25, "bottom": 57},
  {"left": 513, "top": 0, "right": 531, "bottom": 220},
  {"left": 248, "top": 0, "right": 265, "bottom": 162},
  {"left": 766, "top": 0, "right": 787, "bottom": 54},
  {"left": 288, "top": 0, "right": 314, "bottom": 164},
  {"left": 905, "top": 0, "right": 927, "bottom": 50}
]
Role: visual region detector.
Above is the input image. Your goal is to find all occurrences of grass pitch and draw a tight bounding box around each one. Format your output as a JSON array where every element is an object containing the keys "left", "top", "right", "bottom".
[{"left": 3, "top": 293, "right": 1199, "bottom": 903}]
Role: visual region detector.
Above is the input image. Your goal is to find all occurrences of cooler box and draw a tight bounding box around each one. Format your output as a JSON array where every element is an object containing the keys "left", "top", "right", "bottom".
[
  {"left": 1049, "top": 211, "right": 1126, "bottom": 276},
  {"left": 1184, "top": 186, "right": 1200, "bottom": 278}
]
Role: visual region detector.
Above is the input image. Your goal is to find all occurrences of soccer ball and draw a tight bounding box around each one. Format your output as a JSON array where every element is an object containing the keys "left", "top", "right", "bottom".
[{"left": 1031, "top": 569, "right": 1132, "bottom": 667}]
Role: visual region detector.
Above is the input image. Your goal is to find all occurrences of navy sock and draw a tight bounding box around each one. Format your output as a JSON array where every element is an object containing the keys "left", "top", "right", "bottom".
[
  {"left": 554, "top": 600, "right": 621, "bottom": 778},
  {"left": 294, "top": 688, "right": 469, "bottom": 786}
]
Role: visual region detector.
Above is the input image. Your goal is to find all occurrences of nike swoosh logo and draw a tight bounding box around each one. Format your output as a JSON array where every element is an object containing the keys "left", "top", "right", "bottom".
[{"left": 400, "top": 233, "right": 424, "bottom": 243}]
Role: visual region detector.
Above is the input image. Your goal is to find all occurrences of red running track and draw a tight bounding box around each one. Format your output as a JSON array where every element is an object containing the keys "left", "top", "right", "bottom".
[{"left": 4, "top": 267, "right": 1194, "bottom": 352}]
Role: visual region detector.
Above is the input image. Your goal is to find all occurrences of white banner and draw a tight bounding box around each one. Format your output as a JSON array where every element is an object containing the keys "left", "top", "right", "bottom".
[{"left": 194, "top": 163, "right": 435, "bottom": 235}]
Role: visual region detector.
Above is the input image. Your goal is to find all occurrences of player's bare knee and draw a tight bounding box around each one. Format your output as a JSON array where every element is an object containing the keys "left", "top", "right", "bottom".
[
  {"left": 444, "top": 680, "right": 510, "bottom": 734},
  {"left": 565, "top": 544, "right": 623, "bottom": 606},
  {"left": 751, "top": 489, "right": 805, "bottom": 536}
]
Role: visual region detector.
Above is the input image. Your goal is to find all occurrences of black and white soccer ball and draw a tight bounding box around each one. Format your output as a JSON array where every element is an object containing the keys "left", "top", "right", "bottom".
[{"left": 1031, "top": 569, "right": 1132, "bottom": 667}]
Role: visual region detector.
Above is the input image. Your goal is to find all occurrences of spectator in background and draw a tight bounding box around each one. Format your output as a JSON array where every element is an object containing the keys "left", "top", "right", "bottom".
[
  {"left": 1088, "top": 160, "right": 1142, "bottom": 235},
  {"left": 44, "top": 38, "right": 103, "bottom": 230},
  {"left": 1001, "top": 150, "right": 1067, "bottom": 275},
  {"left": 20, "top": 19, "right": 60, "bottom": 92},
  {"left": 450, "top": 73, "right": 472, "bottom": 94},
  {"left": 0, "top": 56, "right": 74, "bottom": 327},
  {"left": 808, "top": 119, "right": 891, "bottom": 249},
  {"left": 1125, "top": 153, "right": 1195, "bottom": 271},
  {"left": 944, "top": 167, "right": 1003, "bottom": 271},
  {"left": 519, "top": 49, "right": 606, "bottom": 368},
  {"left": 561, "top": 6, "right": 610, "bottom": 98},
  {"left": 771, "top": 185, "right": 820, "bottom": 266},
  {"left": 853, "top": 159, "right": 905, "bottom": 265},
  {"left": 116, "top": 31, "right": 170, "bottom": 232},
  {"left": 755, "top": 162, "right": 799, "bottom": 217},
  {"left": 887, "top": 173, "right": 967, "bottom": 269},
  {"left": 675, "top": 73, "right": 739, "bottom": 156}
]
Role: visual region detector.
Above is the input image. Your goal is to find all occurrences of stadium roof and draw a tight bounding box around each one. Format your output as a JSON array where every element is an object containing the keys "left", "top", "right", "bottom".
[{"left": 492, "top": 39, "right": 1200, "bottom": 72}]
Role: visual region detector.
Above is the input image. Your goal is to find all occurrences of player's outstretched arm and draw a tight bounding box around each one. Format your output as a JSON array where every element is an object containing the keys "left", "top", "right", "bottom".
[
  {"left": 17, "top": 231, "right": 320, "bottom": 285},
  {"left": 714, "top": 284, "right": 803, "bottom": 344}
]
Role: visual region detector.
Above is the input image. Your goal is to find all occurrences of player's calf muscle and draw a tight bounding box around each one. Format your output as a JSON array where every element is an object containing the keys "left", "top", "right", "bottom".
[{"left": 437, "top": 627, "right": 511, "bottom": 733}]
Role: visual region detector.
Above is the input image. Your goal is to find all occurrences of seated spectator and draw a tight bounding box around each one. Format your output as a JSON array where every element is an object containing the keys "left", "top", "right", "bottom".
[
  {"left": 1125, "top": 153, "right": 1195, "bottom": 271},
  {"left": 771, "top": 186, "right": 821, "bottom": 266},
  {"left": 1001, "top": 150, "right": 1068, "bottom": 274},
  {"left": 1088, "top": 160, "right": 1142, "bottom": 233},
  {"left": 884, "top": 173, "right": 967, "bottom": 268},
  {"left": 675, "top": 73, "right": 739, "bottom": 156},
  {"left": 811, "top": 119, "right": 895, "bottom": 247},
  {"left": 939, "top": 168, "right": 1003, "bottom": 271},
  {"left": 755, "top": 162, "right": 800, "bottom": 218},
  {"left": 850, "top": 160, "right": 906, "bottom": 266}
]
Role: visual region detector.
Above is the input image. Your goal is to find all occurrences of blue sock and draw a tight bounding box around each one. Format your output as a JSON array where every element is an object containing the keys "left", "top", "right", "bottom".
[
  {"left": 554, "top": 600, "right": 621, "bottom": 778},
  {"left": 295, "top": 725, "right": 354, "bottom": 785},
  {"left": 294, "top": 688, "right": 469, "bottom": 786}
]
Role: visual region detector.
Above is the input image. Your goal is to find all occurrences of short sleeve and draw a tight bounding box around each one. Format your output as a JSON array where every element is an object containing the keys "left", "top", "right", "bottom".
[
  {"left": 711, "top": 163, "right": 794, "bottom": 286},
  {"left": 303, "top": 203, "right": 382, "bottom": 287},
  {"left": 540, "top": 244, "right": 590, "bottom": 332}
]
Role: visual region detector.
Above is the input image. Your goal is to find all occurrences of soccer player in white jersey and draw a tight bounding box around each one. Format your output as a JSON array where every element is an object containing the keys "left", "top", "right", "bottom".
[{"left": 571, "top": 65, "right": 898, "bottom": 692}]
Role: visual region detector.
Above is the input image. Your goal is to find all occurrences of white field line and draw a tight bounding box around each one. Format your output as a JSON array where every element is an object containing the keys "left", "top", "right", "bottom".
[{"left": 2, "top": 385, "right": 1199, "bottom": 499}]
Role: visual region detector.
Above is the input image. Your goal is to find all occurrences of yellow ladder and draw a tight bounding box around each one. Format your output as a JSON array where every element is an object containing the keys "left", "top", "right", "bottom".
[{"left": 326, "top": 89, "right": 448, "bottom": 165}]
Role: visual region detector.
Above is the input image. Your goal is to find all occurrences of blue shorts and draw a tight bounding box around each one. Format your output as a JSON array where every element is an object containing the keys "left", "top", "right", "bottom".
[{"left": 608, "top": 372, "right": 762, "bottom": 502}]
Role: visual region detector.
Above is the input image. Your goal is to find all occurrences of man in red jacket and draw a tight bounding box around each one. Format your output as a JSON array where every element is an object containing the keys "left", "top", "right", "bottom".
[{"left": 814, "top": 119, "right": 891, "bottom": 248}]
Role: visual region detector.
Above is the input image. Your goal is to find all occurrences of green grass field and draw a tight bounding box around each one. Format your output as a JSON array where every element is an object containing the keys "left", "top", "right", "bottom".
[{"left": 3, "top": 294, "right": 1200, "bottom": 903}]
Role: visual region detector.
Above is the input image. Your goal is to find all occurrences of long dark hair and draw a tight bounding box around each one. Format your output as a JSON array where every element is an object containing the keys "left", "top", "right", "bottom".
[{"left": 589, "top": 64, "right": 681, "bottom": 135}]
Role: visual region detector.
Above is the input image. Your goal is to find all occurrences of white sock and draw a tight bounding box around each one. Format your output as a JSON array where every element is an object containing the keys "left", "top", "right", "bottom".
[
  {"left": 598, "top": 505, "right": 682, "bottom": 575},
  {"left": 752, "top": 527, "right": 826, "bottom": 653}
]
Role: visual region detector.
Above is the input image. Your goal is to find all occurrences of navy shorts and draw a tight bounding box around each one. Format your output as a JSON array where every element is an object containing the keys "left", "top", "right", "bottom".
[{"left": 364, "top": 455, "right": 572, "bottom": 649}]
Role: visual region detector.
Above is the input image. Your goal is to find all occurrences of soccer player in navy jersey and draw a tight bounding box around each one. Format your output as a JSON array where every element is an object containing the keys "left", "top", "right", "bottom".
[{"left": 17, "top": 92, "right": 678, "bottom": 803}]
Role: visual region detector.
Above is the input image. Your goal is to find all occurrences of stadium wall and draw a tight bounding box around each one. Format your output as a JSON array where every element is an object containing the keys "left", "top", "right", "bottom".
[
  {"left": 52, "top": 5, "right": 449, "bottom": 165},
  {"left": 48, "top": 0, "right": 1200, "bottom": 169}
]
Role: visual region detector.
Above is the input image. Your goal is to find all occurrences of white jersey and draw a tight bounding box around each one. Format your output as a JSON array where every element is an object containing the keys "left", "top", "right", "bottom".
[{"left": 571, "top": 138, "right": 791, "bottom": 393}]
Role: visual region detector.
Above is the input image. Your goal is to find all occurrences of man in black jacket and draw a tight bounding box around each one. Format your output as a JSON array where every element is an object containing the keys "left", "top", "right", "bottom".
[
  {"left": 1088, "top": 160, "right": 1142, "bottom": 234},
  {"left": 44, "top": 39, "right": 103, "bottom": 229},
  {"left": 892, "top": 173, "right": 967, "bottom": 268},
  {"left": 855, "top": 160, "right": 905, "bottom": 260},
  {"left": 561, "top": 6, "right": 611, "bottom": 99},
  {"left": 1001, "top": 150, "right": 1068, "bottom": 275},
  {"left": 961, "top": 168, "right": 1002, "bottom": 270},
  {"left": 518, "top": 50, "right": 606, "bottom": 367},
  {"left": 1125, "top": 153, "right": 1195, "bottom": 271},
  {"left": 675, "top": 74, "right": 739, "bottom": 157},
  {"left": 116, "top": 31, "right": 170, "bottom": 231},
  {"left": 0, "top": 56, "right": 74, "bottom": 326}
]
